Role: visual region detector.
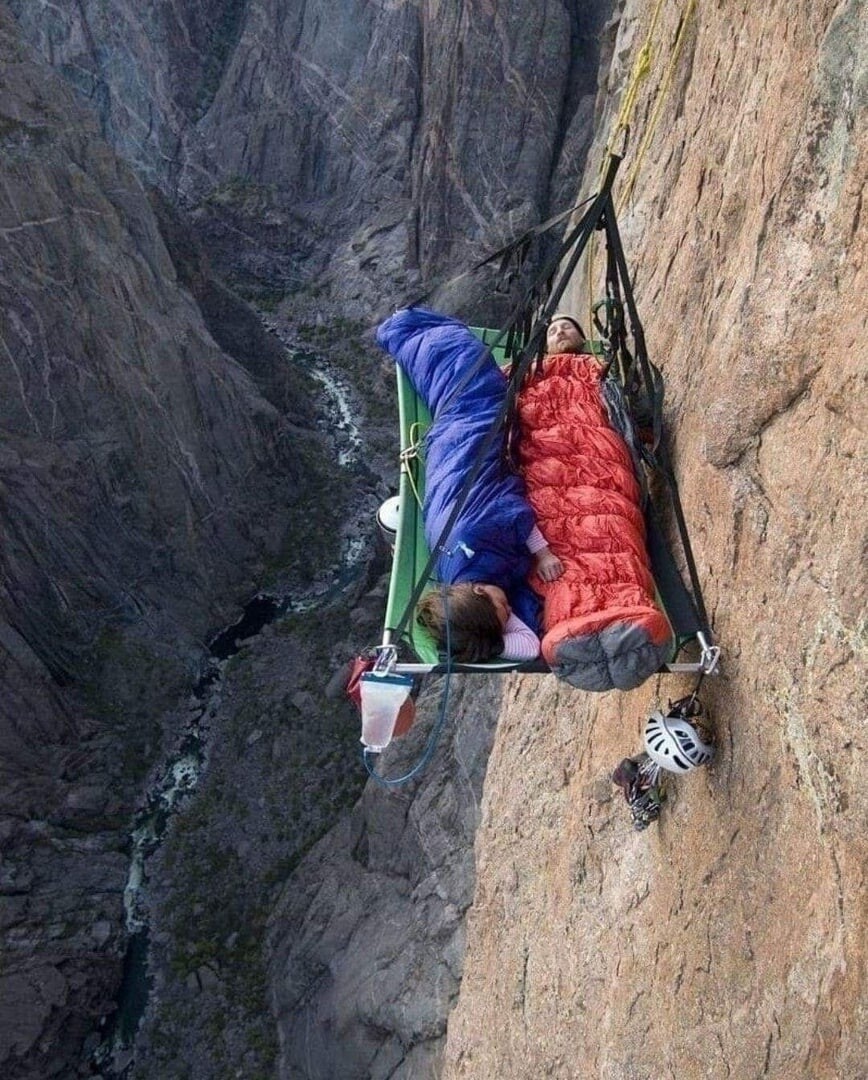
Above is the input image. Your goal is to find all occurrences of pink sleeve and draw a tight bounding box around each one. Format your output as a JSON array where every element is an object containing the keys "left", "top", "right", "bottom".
[
  {"left": 525, "top": 525, "right": 549, "bottom": 554},
  {"left": 499, "top": 612, "right": 541, "bottom": 660}
]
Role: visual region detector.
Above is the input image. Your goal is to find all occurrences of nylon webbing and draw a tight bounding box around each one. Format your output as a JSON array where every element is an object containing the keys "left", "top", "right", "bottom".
[
  {"left": 434, "top": 161, "right": 622, "bottom": 418},
  {"left": 400, "top": 191, "right": 599, "bottom": 314},
  {"left": 601, "top": 195, "right": 711, "bottom": 634}
]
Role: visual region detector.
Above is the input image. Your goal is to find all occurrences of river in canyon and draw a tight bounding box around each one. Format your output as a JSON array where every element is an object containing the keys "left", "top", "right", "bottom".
[{"left": 91, "top": 326, "right": 374, "bottom": 1076}]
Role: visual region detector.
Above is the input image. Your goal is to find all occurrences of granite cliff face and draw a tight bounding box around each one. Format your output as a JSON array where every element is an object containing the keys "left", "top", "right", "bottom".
[
  {"left": 0, "top": 7, "right": 320, "bottom": 1076},
  {"left": 10, "top": 0, "right": 611, "bottom": 317},
  {"left": 441, "top": 1, "right": 868, "bottom": 1077},
  {"left": 266, "top": 675, "right": 505, "bottom": 1080},
  {"left": 2, "top": 2, "right": 611, "bottom": 1077}
]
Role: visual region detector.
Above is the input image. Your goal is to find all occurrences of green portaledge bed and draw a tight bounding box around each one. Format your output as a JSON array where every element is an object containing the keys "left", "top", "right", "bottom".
[{"left": 382, "top": 327, "right": 699, "bottom": 673}]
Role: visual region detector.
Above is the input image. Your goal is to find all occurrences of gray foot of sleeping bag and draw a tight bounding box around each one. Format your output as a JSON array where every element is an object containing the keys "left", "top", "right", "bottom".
[{"left": 551, "top": 620, "right": 674, "bottom": 692}]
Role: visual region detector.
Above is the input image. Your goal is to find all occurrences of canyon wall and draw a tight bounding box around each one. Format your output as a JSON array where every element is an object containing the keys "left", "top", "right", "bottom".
[
  {"left": 0, "top": 7, "right": 320, "bottom": 1076},
  {"left": 4, "top": 0, "right": 865, "bottom": 1077},
  {"left": 442, "top": 1, "right": 868, "bottom": 1077},
  {"left": 1, "top": 3, "right": 613, "bottom": 1076},
  {"left": 266, "top": 675, "right": 506, "bottom": 1080},
  {"left": 9, "top": 0, "right": 611, "bottom": 317}
]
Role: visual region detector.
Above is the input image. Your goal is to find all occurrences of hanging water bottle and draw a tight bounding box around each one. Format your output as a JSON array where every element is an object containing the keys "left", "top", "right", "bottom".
[{"left": 360, "top": 672, "right": 414, "bottom": 752}]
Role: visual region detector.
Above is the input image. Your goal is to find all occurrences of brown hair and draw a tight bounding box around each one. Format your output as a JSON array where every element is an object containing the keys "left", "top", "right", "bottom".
[{"left": 416, "top": 584, "right": 504, "bottom": 663}]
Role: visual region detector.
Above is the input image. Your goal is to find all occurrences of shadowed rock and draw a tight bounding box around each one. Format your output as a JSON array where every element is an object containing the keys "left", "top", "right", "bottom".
[{"left": 0, "top": 10, "right": 314, "bottom": 1076}]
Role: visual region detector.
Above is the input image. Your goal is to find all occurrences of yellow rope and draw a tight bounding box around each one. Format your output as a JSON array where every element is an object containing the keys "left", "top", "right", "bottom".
[
  {"left": 617, "top": 0, "right": 698, "bottom": 212},
  {"left": 609, "top": 0, "right": 667, "bottom": 155},
  {"left": 400, "top": 422, "right": 425, "bottom": 509},
  {"left": 586, "top": 0, "right": 698, "bottom": 326}
]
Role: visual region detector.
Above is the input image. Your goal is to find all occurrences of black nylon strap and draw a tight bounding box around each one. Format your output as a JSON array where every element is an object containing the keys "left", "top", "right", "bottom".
[
  {"left": 435, "top": 170, "right": 619, "bottom": 419},
  {"left": 652, "top": 438, "right": 712, "bottom": 633},
  {"left": 643, "top": 506, "right": 704, "bottom": 638},
  {"left": 601, "top": 196, "right": 664, "bottom": 454},
  {"left": 503, "top": 154, "right": 625, "bottom": 459},
  {"left": 399, "top": 191, "right": 599, "bottom": 314},
  {"left": 601, "top": 198, "right": 711, "bottom": 635}
]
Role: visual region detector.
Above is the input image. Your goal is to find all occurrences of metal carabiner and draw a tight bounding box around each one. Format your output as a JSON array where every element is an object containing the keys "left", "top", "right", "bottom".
[
  {"left": 373, "top": 643, "right": 398, "bottom": 676},
  {"left": 697, "top": 631, "right": 721, "bottom": 676}
]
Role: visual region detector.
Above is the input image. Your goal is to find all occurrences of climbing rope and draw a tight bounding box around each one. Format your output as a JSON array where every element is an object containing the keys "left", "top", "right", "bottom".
[
  {"left": 618, "top": 0, "right": 698, "bottom": 211},
  {"left": 609, "top": 0, "right": 668, "bottom": 154},
  {"left": 587, "top": 0, "right": 699, "bottom": 324},
  {"left": 400, "top": 422, "right": 425, "bottom": 509}
]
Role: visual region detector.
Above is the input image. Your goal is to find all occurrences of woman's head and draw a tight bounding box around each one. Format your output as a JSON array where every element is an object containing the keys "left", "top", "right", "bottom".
[{"left": 416, "top": 583, "right": 510, "bottom": 662}]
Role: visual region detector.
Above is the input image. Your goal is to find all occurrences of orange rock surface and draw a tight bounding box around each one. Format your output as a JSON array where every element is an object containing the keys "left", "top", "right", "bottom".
[{"left": 443, "top": 2, "right": 867, "bottom": 1077}]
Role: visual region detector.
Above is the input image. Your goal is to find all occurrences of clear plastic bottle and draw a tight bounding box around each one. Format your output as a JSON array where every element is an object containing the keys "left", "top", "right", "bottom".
[{"left": 360, "top": 672, "right": 414, "bottom": 752}]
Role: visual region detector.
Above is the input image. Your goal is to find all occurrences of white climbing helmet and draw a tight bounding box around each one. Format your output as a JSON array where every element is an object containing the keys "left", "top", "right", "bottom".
[
  {"left": 376, "top": 495, "right": 401, "bottom": 548},
  {"left": 643, "top": 710, "right": 714, "bottom": 774}
]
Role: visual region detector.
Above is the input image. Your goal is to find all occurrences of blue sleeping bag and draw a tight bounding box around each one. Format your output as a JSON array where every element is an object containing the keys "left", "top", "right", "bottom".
[{"left": 376, "top": 308, "right": 541, "bottom": 633}]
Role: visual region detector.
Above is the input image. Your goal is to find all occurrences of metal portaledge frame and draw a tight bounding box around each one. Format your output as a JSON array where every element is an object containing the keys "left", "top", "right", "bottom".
[
  {"left": 664, "top": 631, "right": 721, "bottom": 676},
  {"left": 391, "top": 641, "right": 723, "bottom": 679},
  {"left": 373, "top": 643, "right": 398, "bottom": 675},
  {"left": 391, "top": 660, "right": 552, "bottom": 676},
  {"left": 391, "top": 662, "right": 517, "bottom": 675}
]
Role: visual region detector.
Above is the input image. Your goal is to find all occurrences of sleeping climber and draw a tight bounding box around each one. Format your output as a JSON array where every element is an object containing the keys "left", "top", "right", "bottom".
[
  {"left": 377, "top": 307, "right": 563, "bottom": 663},
  {"left": 376, "top": 308, "right": 674, "bottom": 689}
]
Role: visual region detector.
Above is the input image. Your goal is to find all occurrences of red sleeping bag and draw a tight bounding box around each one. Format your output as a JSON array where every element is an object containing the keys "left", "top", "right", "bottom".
[{"left": 517, "top": 353, "right": 674, "bottom": 691}]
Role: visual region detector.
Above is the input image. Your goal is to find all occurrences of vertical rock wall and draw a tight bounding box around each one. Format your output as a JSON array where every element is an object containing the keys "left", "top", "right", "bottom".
[
  {"left": 9, "top": 0, "right": 613, "bottom": 316},
  {"left": 443, "top": 1, "right": 867, "bottom": 1077},
  {"left": 5, "top": 0, "right": 242, "bottom": 187},
  {"left": 0, "top": 10, "right": 312, "bottom": 1076},
  {"left": 267, "top": 675, "right": 507, "bottom": 1080},
  {"left": 189, "top": 0, "right": 612, "bottom": 314},
  {"left": 1, "top": 2, "right": 618, "bottom": 1076},
  {"left": 5, "top": 0, "right": 864, "bottom": 1077}
]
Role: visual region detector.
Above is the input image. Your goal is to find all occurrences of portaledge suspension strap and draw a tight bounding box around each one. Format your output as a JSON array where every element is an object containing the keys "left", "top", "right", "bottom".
[
  {"left": 399, "top": 191, "right": 599, "bottom": 315},
  {"left": 601, "top": 193, "right": 711, "bottom": 635}
]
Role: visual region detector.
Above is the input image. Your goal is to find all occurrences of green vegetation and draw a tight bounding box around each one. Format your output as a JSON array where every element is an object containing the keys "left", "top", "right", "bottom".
[
  {"left": 130, "top": 303, "right": 394, "bottom": 1074},
  {"left": 148, "top": 585, "right": 367, "bottom": 1075},
  {"left": 82, "top": 626, "right": 186, "bottom": 785},
  {"left": 294, "top": 316, "right": 367, "bottom": 347},
  {"left": 239, "top": 286, "right": 286, "bottom": 312},
  {"left": 158, "top": 822, "right": 279, "bottom": 1074},
  {"left": 201, "top": 175, "right": 275, "bottom": 213},
  {"left": 292, "top": 316, "right": 400, "bottom": 453},
  {"left": 0, "top": 116, "right": 50, "bottom": 142},
  {"left": 262, "top": 440, "right": 348, "bottom": 584}
]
